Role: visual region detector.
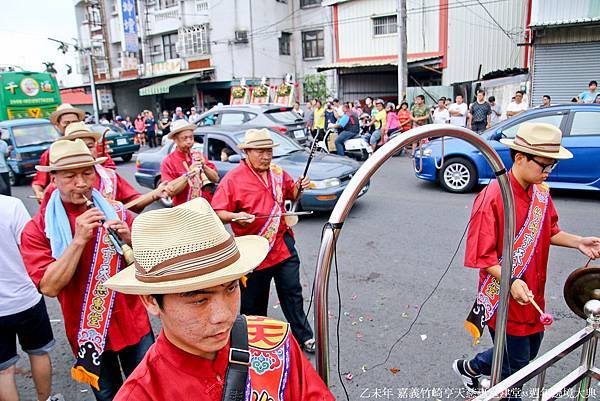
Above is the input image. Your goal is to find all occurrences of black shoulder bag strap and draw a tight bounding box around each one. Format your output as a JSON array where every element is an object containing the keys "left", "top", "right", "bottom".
[{"left": 221, "top": 315, "right": 251, "bottom": 401}]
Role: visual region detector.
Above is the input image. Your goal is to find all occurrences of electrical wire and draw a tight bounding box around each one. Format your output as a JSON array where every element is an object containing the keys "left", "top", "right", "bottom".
[
  {"left": 474, "top": 0, "right": 516, "bottom": 43},
  {"left": 368, "top": 182, "right": 492, "bottom": 371}
]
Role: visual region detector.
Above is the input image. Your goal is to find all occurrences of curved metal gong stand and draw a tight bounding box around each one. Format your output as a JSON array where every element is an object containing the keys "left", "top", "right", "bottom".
[{"left": 313, "top": 124, "right": 516, "bottom": 388}]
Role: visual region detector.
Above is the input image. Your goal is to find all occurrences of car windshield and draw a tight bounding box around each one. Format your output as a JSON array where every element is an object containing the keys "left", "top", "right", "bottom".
[
  {"left": 234, "top": 131, "right": 303, "bottom": 157},
  {"left": 266, "top": 109, "right": 303, "bottom": 124},
  {"left": 12, "top": 124, "right": 59, "bottom": 147}
]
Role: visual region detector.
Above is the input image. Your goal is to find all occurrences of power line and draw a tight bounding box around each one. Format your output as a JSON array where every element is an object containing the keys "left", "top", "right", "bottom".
[{"left": 474, "top": 0, "right": 516, "bottom": 43}]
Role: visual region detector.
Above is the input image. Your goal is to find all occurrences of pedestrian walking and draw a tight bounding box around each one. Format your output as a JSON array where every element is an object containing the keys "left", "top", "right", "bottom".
[
  {"left": 312, "top": 99, "right": 326, "bottom": 140},
  {"left": 211, "top": 129, "right": 317, "bottom": 353},
  {"left": 576, "top": 80, "right": 598, "bottom": 103},
  {"left": 449, "top": 95, "right": 468, "bottom": 127},
  {"left": 488, "top": 96, "right": 502, "bottom": 126},
  {"left": 454, "top": 123, "right": 600, "bottom": 400},
  {"left": 386, "top": 102, "right": 400, "bottom": 136},
  {"left": 188, "top": 107, "right": 201, "bottom": 124},
  {"left": 397, "top": 102, "right": 412, "bottom": 132},
  {"left": 468, "top": 89, "right": 492, "bottom": 134},
  {"left": 432, "top": 98, "right": 451, "bottom": 124},
  {"left": 0, "top": 137, "right": 12, "bottom": 196},
  {"left": 0, "top": 195, "right": 59, "bottom": 401},
  {"left": 506, "top": 91, "right": 529, "bottom": 118},
  {"left": 134, "top": 114, "right": 146, "bottom": 146},
  {"left": 144, "top": 111, "right": 158, "bottom": 148},
  {"left": 103, "top": 198, "right": 334, "bottom": 401},
  {"left": 172, "top": 106, "right": 188, "bottom": 122},
  {"left": 410, "top": 95, "right": 430, "bottom": 128},
  {"left": 21, "top": 140, "right": 155, "bottom": 400},
  {"left": 158, "top": 110, "right": 171, "bottom": 141}
]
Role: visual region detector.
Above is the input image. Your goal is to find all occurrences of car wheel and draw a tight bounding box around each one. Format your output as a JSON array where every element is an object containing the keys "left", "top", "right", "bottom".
[
  {"left": 439, "top": 158, "right": 477, "bottom": 193},
  {"left": 121, "top": 154, "right": 133, "bottom": 162},
  {"left": 8, "top": 169, "right": 20, "bottom": 186}
]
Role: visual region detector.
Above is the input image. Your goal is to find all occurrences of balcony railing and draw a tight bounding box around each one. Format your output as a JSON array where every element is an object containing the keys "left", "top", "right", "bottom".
[{"left": 154, "top": 6, "right": 179, "bottom": 22}]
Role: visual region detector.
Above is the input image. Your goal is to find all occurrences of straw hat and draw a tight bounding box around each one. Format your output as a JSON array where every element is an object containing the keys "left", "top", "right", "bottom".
[
  {"left": 35, "top": 139, "right": 107, "bottom": 172},
  {"left": 167, "top": 119, "right": 197, "bottom": 139},
  {"left": 56, "top": 121, "right": 101, "bottom": 142},
  {"left": 237, "top": 128, "right": 280, "bottom": 149},
  {"left": 49, "top": 104, "right": 85, "bottom": 125},
  {"left": 500, "top": 123, "right": 573, "bottom": 160},
  {"left": 104, "top": 198, "right": 269, "bottom": 295}
]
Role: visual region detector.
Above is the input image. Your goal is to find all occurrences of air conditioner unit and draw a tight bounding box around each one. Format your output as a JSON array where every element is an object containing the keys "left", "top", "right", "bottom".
[{"left": 234, "top": 30, "right": 249, "bottom": 43}]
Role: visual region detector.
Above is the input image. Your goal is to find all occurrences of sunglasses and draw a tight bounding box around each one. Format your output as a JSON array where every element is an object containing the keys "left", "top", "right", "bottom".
[{"left": 526, "top": 155, "right": 558, "bottom": 174}]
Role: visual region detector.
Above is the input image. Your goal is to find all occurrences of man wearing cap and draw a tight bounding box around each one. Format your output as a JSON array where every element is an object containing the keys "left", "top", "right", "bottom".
[
  {"left": 40, "top": 122, "right": 165, "bottom": 213},
  {"left": 21, "top": 139, "right": 154, "bottom": 401},
  {"left": 104, "top": 198, "right": 334, "bottom": 401},
  {"left": 32, "top": 104, "right": 116, "bottom": 202},
  {"left": 211, "top": 129, "right": 316, "bottom": 353},
  {"left": 453, "top": 123, "right": 600, "bottom": 398},
  {"left": 160, "top": 119, "right": 219, "bottom": 206}
]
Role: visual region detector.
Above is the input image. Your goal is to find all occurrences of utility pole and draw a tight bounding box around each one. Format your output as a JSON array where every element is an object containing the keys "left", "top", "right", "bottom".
[
  {"left": 397, "top": 0, "right": 407, "bottom": 103},
  {"left": 87, "top": 52, "right": 100, "bottom": 124}
]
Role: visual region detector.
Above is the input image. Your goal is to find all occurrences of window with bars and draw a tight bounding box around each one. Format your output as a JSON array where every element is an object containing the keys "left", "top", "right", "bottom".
[
  {"left": 160, "top": 0, "right": 177, "bottom": 9},
  {"left": 373, "top": 15, "right": 397, "bottom": 36},
  {"left": 177, "top": 25, "right": 210, "bottom": 57},
  {"left": 279, "top": 32, "right": 291, "bottom": 55},
  {"left": 300, "top": 0, "right": 320, "bottom": 7},
  {"left": 195, "top": 0, "right": 209, "bottom": 13},
  {"left": 302, "top": 30, "right": 324, "bottom": 59},
  {"left": 162, "top": 32, "right": 178, "bottom": 60}
]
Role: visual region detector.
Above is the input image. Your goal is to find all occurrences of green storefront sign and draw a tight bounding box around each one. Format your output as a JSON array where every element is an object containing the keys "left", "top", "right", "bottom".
[{"left": 0, "top": 71, "right": 62, "bottom": 121}]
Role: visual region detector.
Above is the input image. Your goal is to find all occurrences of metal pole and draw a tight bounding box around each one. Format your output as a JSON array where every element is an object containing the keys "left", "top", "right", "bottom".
[
  {"left": 248, "top": 0, "right": 256, "bottom": 81},
  {"left": 314, "top": 125, "right": 515, "bottom": 385},
  {"left": 397, "top": 0, "right": 407, "bottom": 102},
  {"left": 88, "top": 52, "right": 100, "bottom": 124}
]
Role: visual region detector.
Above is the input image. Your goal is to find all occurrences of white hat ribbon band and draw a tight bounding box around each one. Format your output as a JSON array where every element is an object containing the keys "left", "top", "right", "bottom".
[
  {"left": 514, "top": 135, "right": 561, "bottom": 153},
  {"left": 134, "top": 235, "right": 241, "bottom": 283}
]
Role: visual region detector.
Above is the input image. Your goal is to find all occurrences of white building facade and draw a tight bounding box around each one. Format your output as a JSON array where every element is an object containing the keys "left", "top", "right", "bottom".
[
  {"left": 319, "top": 0, "right": 529, "bottom": 101},
  {"left": 72, "top": 0, "right": 335, "bottom": 117}
]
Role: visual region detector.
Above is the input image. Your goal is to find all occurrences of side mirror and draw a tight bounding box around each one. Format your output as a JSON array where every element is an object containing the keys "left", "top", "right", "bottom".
[
  {"left": 490, "top": 131, "right": 503, "bottom": 141},
  {"left": 228, "top": 154, "right": 242, "bottom": 163}
]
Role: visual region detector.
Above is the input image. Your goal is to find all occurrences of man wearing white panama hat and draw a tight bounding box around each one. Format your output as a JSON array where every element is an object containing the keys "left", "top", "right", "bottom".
[
  {"left": 453, "top": 123, "right": 600, "bottom": 399},
  {"left": 211, "top": 128, "right": 316, "bottom": 353},
  {"left": 32, "top": 104, "right": 116, "bottom": 202},
  {"left": 21, "top": 139, "right": 153, "bottom": 401},
  {"left": 39, "top": 122, "right": 166, "bottom": 213},
  {"left": 160, "top": 119, "right": 219, "bottom": 206},
  {"left": 104, "top": 197, "right": 334, "bottom": 401}
]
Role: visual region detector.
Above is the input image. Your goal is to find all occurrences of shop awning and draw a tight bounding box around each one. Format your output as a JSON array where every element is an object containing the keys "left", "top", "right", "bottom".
[
  {"left": 139, "top": 72, "right": 205, "bottom": 96},
  {"left": 315, "top": 55, "right": 442, "bottom": 72}
]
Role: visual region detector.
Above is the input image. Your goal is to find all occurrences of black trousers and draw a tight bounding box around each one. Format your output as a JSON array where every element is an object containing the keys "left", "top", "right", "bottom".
[
  {"left": 0, "top": 172, "right": 11, "bottom": 196},
  {"left": 241, "top": 233, "right": 314, "bottom": 344}
]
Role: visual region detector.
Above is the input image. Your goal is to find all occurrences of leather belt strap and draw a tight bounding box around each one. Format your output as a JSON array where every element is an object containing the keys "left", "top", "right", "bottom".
[{"left": 221, "top": 315, "right": 250, "bottom": 401}]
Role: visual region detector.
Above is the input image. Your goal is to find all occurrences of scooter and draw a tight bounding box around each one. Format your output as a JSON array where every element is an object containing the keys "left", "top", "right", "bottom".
[{"left": 316, "top": 128, "right": 372, "bottom": 161}]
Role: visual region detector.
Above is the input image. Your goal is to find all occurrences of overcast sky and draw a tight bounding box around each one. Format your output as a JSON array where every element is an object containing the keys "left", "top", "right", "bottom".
[{"left": 0, "top": 0, "right": 82, "bottom": 87}]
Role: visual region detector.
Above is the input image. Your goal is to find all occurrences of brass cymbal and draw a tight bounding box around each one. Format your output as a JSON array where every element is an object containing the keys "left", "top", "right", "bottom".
[{"left": 564, "top": 265, "right": 600, "bottom": 319}]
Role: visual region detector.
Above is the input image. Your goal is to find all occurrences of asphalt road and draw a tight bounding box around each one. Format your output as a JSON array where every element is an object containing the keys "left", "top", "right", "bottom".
[{"left": 12, "top": 150, "right": 600, "bottom": 400}]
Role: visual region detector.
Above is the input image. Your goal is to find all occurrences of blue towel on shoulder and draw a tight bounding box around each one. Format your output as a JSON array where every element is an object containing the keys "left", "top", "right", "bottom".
[{"left": 45, "top": 189, "right": 120, "bottom": 259}]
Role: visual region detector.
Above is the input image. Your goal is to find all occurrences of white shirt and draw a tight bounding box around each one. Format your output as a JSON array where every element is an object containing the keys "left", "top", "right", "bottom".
[
  {"left": 433, "top": 107, "right": 450, "bottom": 124},
  {"left": 188, "top": 113, "right": 202, "bottom": 124},
  {"left": 0, "top": 196, "right": 41, "bottom": 316},
  {"left": 490, "top": 103, "right": 502, "bottom": 125},
  {"left": 449, "top": 102, "right": 468, "bottom": 127},
  {"left": 506, "top": 101, "right": 529, "bottom": 116}
]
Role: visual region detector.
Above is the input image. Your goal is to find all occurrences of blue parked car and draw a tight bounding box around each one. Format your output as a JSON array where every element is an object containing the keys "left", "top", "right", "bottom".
[
  {"left": 414, "top": 104, "right": 600, "bottom": 193},
  {"left": 135, "top": 125, "right": 369, "bottom": 210},
  {"left": 0, "top": 118, "right": 59, "bottom": 185}
]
